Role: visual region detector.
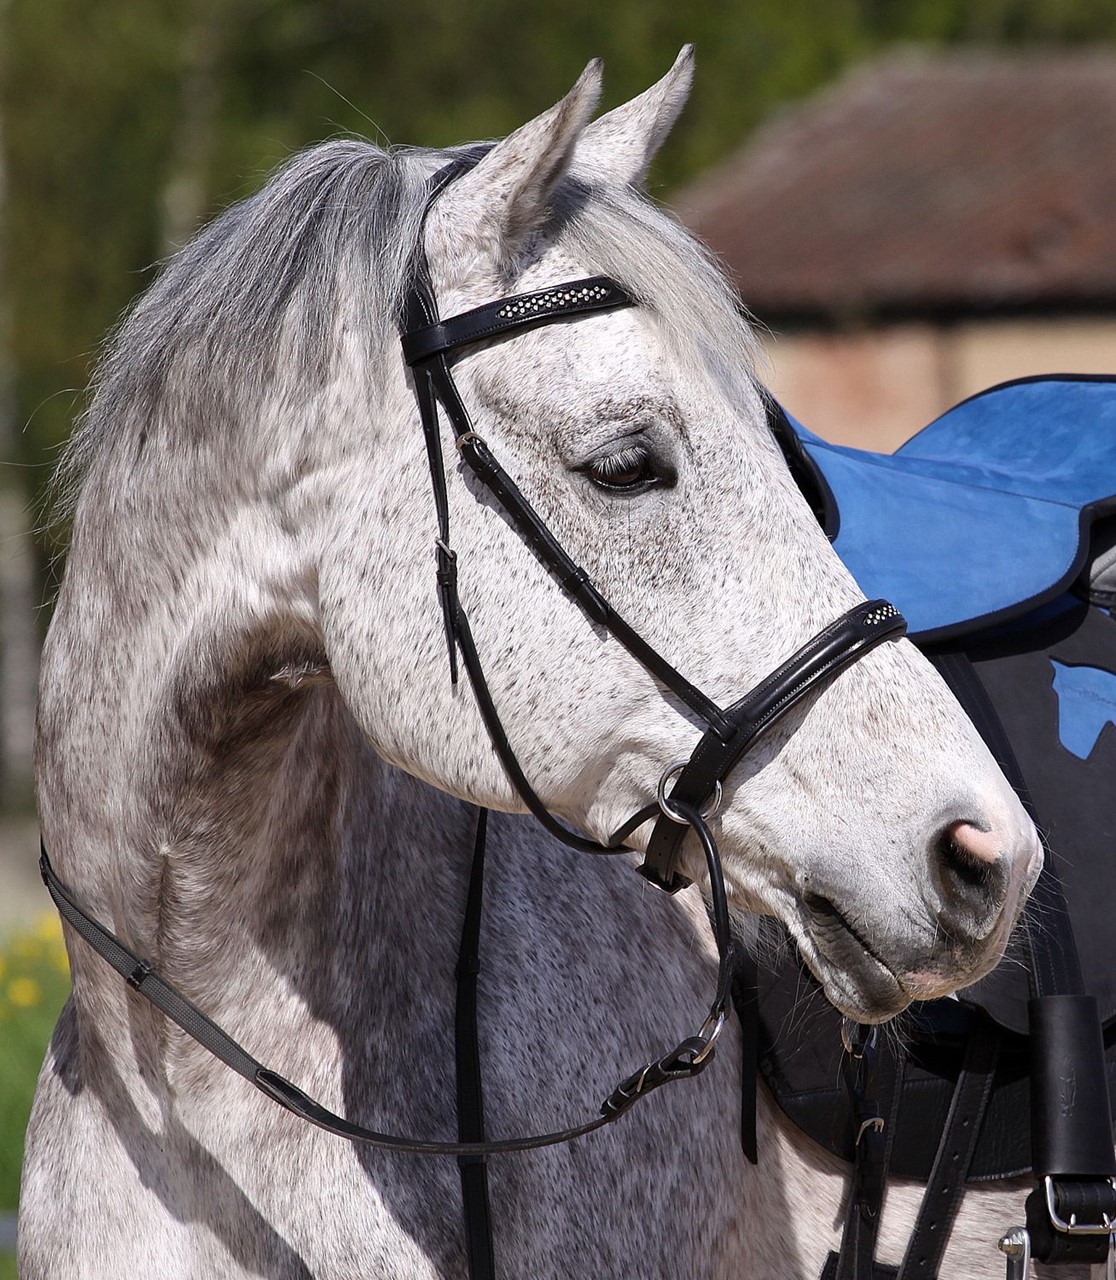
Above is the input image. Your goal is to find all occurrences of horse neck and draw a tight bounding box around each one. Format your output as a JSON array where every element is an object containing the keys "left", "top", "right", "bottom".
[{"left": 38, "top": 527, "right": 477, "bottom": 1083}]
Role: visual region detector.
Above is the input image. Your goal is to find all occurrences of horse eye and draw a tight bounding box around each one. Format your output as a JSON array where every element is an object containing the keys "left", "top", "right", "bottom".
[{"left": 585, "top": 445, "right": 657, "bottom": 493}]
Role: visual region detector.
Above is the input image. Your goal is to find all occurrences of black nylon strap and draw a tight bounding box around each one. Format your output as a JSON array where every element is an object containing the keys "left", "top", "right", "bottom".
[
  {"left": 642, "top": 601, "right": 906, "bottom": 892},
  {"left": 402, "top": 277, "right": 633, "bottom": 365},
  {"left": 455, "top": 809, "right": 496, "bottom": 1280},
  {"left": 895, "top": 1015, "right": 1000, "bottom": 1280}
]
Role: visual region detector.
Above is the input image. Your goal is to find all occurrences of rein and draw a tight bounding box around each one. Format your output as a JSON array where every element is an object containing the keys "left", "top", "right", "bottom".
[
  {"left": 40, "top": 153, "right": 909, "bottom": 1276},
  {"left": 39, "top": 803, "right": 731, "bottom": 1157}
]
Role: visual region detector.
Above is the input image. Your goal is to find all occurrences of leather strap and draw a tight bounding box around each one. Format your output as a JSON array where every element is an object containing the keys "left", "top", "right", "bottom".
[
  {"left": 40, "top": 819, "right": 730, "bottom": 1158},
  {"left": 640, "top": 601, "right": 905, "bottom": 892},
  {"left": 833, "top": 1031, "right": 906, "bottom": 1280},
  {"left": 731, "top": 944, "right": 760, "bottom": 1165},
  {"left": 895, "top": 1014, "right": 1000, "bottom": 1280},
  {"left": 456, "top": 809, "right": 496, "bottom": 1280},
  {"left": 402, "top": 277, "right": 632, "bottom": 365}
]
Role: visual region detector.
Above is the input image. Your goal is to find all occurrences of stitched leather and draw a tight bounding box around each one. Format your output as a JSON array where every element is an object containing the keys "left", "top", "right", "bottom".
[
  {"left": 641, "top": 601, "right": 906, "bottom": 891},
  {"left": 895, "top": 1016, "right": 1000, "bottom": 1280},
  {"left": 402, "top": 277, "right": 634, "bottom": 365}
]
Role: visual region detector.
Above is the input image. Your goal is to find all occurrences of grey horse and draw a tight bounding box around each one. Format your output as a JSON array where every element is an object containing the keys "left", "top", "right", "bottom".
[{"left": 22, "top": 52, "right": 1040, "bottom": 1279}]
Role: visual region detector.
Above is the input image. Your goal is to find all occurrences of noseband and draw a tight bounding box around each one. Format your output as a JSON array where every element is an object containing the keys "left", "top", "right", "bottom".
[{"left": 39, "top": 154, "right": 906, "bottom": 1175}]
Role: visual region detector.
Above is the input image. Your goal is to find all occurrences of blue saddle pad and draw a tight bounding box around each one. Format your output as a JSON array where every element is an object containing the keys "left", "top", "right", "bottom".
[{"left": 791, "top": 375, "right": 1116, "bottom": 641}]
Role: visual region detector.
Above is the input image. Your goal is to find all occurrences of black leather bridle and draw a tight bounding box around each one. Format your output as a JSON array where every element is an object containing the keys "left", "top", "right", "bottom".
[
  {"left": 39, "top": 151, "right": 908, "bottom": 1276},
  {"left": 400, "top": 151, "right": 907, "bottom": 899}
]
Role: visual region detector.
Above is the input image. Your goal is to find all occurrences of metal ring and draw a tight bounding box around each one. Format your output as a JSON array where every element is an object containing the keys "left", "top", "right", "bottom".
[
  {"left": 691, "top": 1009, "right": 727, "bottom": 1065},
  {"left": 455, "top": 431, "right": 485, "bottom": 452},
  {"left": 656, "top": 760, "right": 722, "bottom": 826}
]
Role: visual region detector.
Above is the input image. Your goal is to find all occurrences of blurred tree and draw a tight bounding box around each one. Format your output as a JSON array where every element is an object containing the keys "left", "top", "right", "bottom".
[
  {"left": 4, "top": 0, "right": 1116, "bottom": 552},
  {"left": 0, "top": 0, "right": 36, "bottom": 806}
]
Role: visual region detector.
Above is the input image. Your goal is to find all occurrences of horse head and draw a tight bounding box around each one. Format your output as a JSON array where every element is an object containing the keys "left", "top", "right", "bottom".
[
  {"left": 47, "top": 54, "right": 1041, "bottom": 1032},
  {"left": 302, "top": 53, "right": 1042, "bottom": 1022}
]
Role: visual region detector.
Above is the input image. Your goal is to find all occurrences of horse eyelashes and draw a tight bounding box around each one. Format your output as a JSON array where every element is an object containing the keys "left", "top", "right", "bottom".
[{"left": 586, "top": 444, "right": 653, "bottom": 490}]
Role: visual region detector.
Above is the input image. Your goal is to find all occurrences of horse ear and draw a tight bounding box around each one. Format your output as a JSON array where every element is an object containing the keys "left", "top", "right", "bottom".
[
  {"left": 575, "top": 46, "right": 694, "bottom": 188},
  {"left": 433, "top": 60, "right": 602, "bottom": 278}
]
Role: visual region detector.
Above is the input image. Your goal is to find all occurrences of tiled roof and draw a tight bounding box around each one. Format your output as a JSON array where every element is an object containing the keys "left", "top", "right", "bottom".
[{"left": 673, "top": 50, "right": 1116, "bottom": 319}]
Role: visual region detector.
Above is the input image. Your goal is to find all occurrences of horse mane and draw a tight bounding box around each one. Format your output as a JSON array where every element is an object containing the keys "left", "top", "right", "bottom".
[{"left": 53, "top": 135, "right": 760, "bottom": 523}]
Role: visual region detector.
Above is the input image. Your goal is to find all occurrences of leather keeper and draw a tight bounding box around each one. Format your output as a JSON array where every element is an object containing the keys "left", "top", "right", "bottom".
[{"left": 1029, "top": 994, "right": 1116, "bottom": 1178}]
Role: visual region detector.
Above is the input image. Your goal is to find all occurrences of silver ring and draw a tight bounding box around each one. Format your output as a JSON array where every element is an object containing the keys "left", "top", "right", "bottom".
[
  {"left": 656, "top": 760, "right": 723, "bottom": 826},
  {"left": 691, "top": 1009, "right": 727, "bottom": 1065}
]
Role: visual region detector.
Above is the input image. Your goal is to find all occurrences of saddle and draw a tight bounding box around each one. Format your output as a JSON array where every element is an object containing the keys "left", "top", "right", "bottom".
[{"left": 753, "top": 375, "right": 1116, "bottom": 1276}]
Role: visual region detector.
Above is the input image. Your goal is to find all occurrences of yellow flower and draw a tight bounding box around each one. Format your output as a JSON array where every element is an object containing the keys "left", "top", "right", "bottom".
[
  {"left": 8, "top": 976, "right": 42, "bottom": 1008},
  {"left": 35, "top": 914, "right": 63, "bottom": 945}
]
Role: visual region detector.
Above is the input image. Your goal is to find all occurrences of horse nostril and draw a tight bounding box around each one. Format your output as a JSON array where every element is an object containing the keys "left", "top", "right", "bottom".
[{"left": 935, "top": 820, "right": 1006, "bottom": 901}]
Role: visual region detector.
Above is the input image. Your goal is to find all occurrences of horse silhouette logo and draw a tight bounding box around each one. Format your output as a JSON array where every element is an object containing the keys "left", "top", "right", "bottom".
[{"left": 1050, "top": 659, "right": 1116, "bottom": 760}]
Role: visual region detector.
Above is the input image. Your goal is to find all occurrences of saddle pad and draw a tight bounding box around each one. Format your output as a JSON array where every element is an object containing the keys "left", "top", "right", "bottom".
[{"left": 791, "top": 375, "right": 1116, "bottom": 642}]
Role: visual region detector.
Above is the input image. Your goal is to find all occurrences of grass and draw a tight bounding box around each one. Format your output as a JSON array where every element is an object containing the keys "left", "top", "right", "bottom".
[
  {"left": 0, "top": 1253, "right": 15, "bottom": 1279},
  {"left": 0, "top": 914, "right": 71, "bottom": 1214}
]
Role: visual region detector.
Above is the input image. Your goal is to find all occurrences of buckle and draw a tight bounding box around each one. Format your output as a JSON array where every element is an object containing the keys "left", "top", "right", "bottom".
[{"left": 1044, "top": 1176, "right": 1116, "bottom": 1234}]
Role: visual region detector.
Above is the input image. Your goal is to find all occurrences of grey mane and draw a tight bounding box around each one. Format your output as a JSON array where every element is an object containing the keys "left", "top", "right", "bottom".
[{"left": 55, "top": 136, "right": 758, "bottom": 520}]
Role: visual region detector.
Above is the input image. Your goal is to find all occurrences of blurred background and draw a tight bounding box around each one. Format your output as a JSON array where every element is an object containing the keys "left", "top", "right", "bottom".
[{"left": 4, "top": 0, "right": 1116, "bottom": 1266}]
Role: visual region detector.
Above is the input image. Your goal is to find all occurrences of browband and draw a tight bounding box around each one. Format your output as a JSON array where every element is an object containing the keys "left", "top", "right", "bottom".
[
  {"left": 402, "top": 276, "right": 634, "bottom": 365},
  {"left": 399, "top": 230, "right": 907, "bottom": 890}
]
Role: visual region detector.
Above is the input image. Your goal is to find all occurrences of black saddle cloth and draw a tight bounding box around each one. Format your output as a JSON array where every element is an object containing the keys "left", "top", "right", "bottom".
[{"left": 757, "top": 596, "right": 1116, "bottom": 1182}]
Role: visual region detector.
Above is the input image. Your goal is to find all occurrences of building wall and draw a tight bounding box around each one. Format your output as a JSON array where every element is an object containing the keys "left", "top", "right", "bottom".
[{"left": 762, "top": 317, "right": 1116, "bottom": 452}]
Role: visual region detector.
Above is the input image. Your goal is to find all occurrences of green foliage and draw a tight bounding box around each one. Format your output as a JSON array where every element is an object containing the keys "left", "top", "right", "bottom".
[
  {"left": 0, "top": 915, "right": 70, "bottom": 1211},
  {"left": 5, "top": 0, "right": 1116, "bottom": 542},
  {"left": 0, "top": 1252, "right": 15, "bottom": 1280}
]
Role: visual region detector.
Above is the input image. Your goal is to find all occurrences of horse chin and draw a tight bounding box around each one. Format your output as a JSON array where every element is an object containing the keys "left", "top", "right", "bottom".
[
  {"left": 790, "top": 916, "right": 912, "bottom": 1024},
  {"left": 785, "top": 894, "right": 1020, "bottom": 1024}
]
